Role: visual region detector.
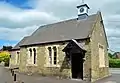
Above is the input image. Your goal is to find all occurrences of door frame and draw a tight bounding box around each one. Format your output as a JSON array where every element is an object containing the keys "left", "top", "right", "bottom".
[{"left": 71, "top": 53, "right": 83, "bottom": 79}]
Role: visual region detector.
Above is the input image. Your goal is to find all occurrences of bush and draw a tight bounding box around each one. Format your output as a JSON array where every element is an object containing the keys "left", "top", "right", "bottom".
[
  {"left": 108, "top": 53, "right": 114, "bottom": 59},
  {"left": 0, "top": 51, "right": 10, "bottom": 63},
  {"left": 109, "top": 59, "right": 120, "bottom": 68}
]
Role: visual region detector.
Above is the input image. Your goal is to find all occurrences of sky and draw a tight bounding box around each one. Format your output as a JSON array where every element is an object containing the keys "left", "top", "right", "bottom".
[{"left": 0, "top": 0, "right": 120, "bottom": 52}]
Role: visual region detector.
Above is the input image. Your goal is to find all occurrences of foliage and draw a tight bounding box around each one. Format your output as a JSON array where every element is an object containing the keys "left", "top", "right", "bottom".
[
  {"left": 2, "top": 46, "right": 12, "bottom": 51},
  {"left": 109, "top": 58, "right": 120, "bottom": 68},
  {"left": 108, "top": 52, "right": 117, "bottom": 59},
  {"left": 108, "top": 52, "right": 113, "bottom": 58},
  {"left": 0, "top": 51, "right": 10, "bottom": 63}
]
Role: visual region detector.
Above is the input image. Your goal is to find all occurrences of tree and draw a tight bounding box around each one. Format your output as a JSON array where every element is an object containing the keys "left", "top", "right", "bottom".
[
  {"left": 0, "top": 51, "right": 10, "bottom": 63},
  {"left": 2, "top": 46, "right": 12, "bottom": 51},
  {"left": 108, "top": 52, "right": 114, "bottom": 59}
]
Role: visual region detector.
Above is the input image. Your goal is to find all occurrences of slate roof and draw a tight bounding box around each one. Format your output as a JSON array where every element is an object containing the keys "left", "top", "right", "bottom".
[
  {"left": 21, "top": 13, "right": 98, "bottom": 46},
  {"left": 71, "top": 39, "right": 86, "bottom": 50},
  {"left": 12, "top": 36, "right": 29, "bottom": 50}
]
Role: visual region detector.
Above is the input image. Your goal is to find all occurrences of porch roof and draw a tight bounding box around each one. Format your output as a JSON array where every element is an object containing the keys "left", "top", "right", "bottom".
[{"left": 62, "top": 39, "right": 86, "bottom": 52}]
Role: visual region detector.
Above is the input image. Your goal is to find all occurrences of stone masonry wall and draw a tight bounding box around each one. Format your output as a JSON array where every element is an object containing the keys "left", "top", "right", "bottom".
[
  {"left": 19, "top": 42, "right": 90, "bottom": 79},
  {"left": 19, "top": 43, "right": 71, "bottom": 78},
  {"left": 90, "top": 13, "right": 109, "bottom": 82},
  {"left": 9, "top": 50, "right": 19, "bottom": 68},
  {"left": 19, "top": 47, "right": 28, "bottom": 72},
  {"left": 83, "top": 40, "right": 91, "bottom": 81}
]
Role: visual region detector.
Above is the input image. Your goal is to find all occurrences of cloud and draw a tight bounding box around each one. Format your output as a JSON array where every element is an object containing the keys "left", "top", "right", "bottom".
[
  {"left": 0, "top": 2, "right": 60, "bottom": 28},
  {"left": 0, "top": 10, "right": 59, "bottom": 28},
  {"left": 0, "top": 25, "right": 38, "bottom": 41},
  {"left": 0, "top": 0, "right": 120, "bottom": 51},
  {"left": 27, "top": 0, "right": 120, "bottom": 51},
  {"left": 0, "top": 1, "right": 60, "bottom": 45}
]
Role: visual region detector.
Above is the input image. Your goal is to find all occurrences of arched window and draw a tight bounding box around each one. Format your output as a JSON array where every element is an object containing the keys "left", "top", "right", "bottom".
[
  {"left": 17, "top": 52, "right": 20, "bottom": 63},
  {"left": 48, "top": 47, "right": 52, "bottom": 64},
  {"left": 53, "top": 46, "right": 57, "bottom": 65},
  {"left": 33, "top": 48, "right": 36, "bottom": 64},
  {"left": 29, "top": 48, "right": 32, "bottom": 57}
]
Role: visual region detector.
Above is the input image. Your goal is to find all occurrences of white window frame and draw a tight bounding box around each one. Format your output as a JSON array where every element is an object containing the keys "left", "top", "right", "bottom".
[
  {"left": 27, "top": 47, "right": 38, "bottom": 66},
  {"left": 53, "top": 46, "right": 58, "bottom": 65},
  {"left": 45, "top": 45, "right": 60, "bottom": 67},
  {"left": 98, "top": 43, "right": 105, "bottom": 67},
  {"left": 33, "top": 48, "right": 37, "bottom": 64},
  {"left": 48, "top": 47, "right": 52, "bottom": 65},
  {"left": 16, "top": 51, "right": 20, "bottom": 65}
]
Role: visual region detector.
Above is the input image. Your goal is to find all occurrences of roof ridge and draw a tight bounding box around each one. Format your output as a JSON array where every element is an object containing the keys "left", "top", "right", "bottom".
[{"left": 31, "top": 13, "right": 98, "bottom": 36}]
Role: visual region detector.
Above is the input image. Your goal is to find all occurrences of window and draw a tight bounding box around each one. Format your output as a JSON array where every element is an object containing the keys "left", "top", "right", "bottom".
[
  {"left": 17, "top": 52, "right": 20, "bottom": 64},
  {"left": 99, "top": 44, "right": 105, "bottom": 67},
  {"left": 33, "top": 48, "right": 36, "bottom": 64},
  {"left": 46, "top": 46, "right": 59, "bottom": 67},
  {"left": 53, "top": 46, "right": 57, "bottom": 65},
  {"left": 48, "top": 47, "right": 52, "bottom": 64},
  {"left": 27, "top": 47, "right": 37, "bottom": 65},
  {"left": 29, "top": 48, "right": 32, "bottom": 57}
]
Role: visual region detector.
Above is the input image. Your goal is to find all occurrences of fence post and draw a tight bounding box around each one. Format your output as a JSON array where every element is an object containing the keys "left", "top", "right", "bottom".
[
  {"left": 14, "top": 74, "right": 16, "bottom": 81},
  {"left": 10, "top": 69, "right": 12, "bottom": 73},
  {"left": 12, "top": 70, "right": 14, "bottom": 76}
]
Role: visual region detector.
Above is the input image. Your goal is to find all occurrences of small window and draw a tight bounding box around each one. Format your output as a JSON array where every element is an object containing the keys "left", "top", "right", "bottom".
[
  {"left": 29, "top": 48, "right": 32, "bottom": 57},
  {"left": 17, "top": 52, "right": 20, "bottom": 63},
  {"left": 33, "top": 48, "right": 36, "bottom": 64},
  {"left": 53, "top": 46, "right": 57, "bottom": 65},
  {"left": 17, "top": 52, "right": 19, "bottom": 55},
  {"left": 48, "top": 47, "right": 52, "bottom": 64},
  {"left": 99, "top": 44, "right": 105, "bottom": 67}
]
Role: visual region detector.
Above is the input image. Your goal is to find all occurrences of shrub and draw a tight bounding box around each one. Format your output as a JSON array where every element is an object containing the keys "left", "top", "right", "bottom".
[
  {"left": 108, "top": 53, "right": 114, "bottom": 59},
  {"left": 0, "top": 51, "right": 10, "bottom": 63},
  {"left": 109, "top": 59, "right": 120, "bottom": 68}
]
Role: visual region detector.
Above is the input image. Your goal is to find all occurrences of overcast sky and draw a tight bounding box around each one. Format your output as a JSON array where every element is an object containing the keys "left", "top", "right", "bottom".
[{"left": 0, "top": 0, "right": 119, "bottom": 52}]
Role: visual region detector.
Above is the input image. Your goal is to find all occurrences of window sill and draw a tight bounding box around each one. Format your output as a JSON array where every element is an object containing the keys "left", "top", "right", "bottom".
[
  {"left": 26, "top": 64, "right": 38, "bottom": 66},
  {"left": 44, "top": 64, "right": 60, "bottom": 67},
  {"left": 102, "top": 66, "right": 109, "bottom": 68},
  {"left": 99, "top": 66, "right": 106, "bottom": 68}
]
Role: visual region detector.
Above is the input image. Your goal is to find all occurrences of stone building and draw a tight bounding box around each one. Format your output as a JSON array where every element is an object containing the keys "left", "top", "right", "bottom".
[
  {"left": 10, "top": 3, "right": 109, "bottom": 82},
  {"left": 10, "top": 36, "right": 28, "bottom": 68}
]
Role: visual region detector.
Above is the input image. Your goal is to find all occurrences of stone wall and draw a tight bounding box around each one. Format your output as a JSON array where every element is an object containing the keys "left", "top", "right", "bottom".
[
  {"left": 9, "top": 50, "right": 19, "bottom": 68},
  {"left": 19, "top": 42, "right": 90, "bottom": 79},
  {"left": 19, "top": 47, "right": 28, "bottom": 72},
  {"left": 19, "top": 43, "right": 71, "bottom": 78},
  {"left": 90, "top": 13, "right": 109, "bottom": 82},
  {"left": 83, "top": 40, "right": 91, "bottom": 81}
]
